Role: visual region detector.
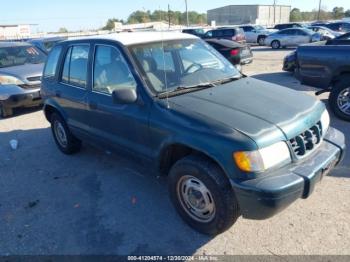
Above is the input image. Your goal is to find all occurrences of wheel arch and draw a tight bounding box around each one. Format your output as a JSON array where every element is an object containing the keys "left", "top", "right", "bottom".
[
  {"left": 157, "top": 142, "right": 230, "bottom": 183},
  {"left": 43, "top": 100, "right": 67, "bottom": 123}
]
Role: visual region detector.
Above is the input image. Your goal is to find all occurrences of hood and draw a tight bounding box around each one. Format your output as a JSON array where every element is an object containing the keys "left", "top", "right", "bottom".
[
  {"left": 0, "top": 63, "right": 44, "bottom": 83},
  {"left": 169, "top": 77, "right": 325, "bottom": 148}
]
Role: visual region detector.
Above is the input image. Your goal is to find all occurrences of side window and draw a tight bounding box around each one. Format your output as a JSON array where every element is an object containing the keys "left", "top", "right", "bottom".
[
  {"left": 223, "top": 29, "right": 233, "bottom": 36},
  {"left": 43, "top": 46, "right": 62, "bottom": 78},
  {"left": 243, "top": 26, "right": 252, "bottom": 32},
  {"left": 61, "top": 45, "right": 89, "bottom": 88},
  {"left": 205, "top": 31, "right": 213, "bottom": 38},
  {"left": 93, "top": 45, "right": 137, "bottom": 95}
]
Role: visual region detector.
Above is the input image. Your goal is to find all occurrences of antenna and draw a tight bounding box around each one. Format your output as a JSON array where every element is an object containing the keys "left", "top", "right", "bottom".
[{"left": 160, "top": 10, "right": 170, "bottom": 109}]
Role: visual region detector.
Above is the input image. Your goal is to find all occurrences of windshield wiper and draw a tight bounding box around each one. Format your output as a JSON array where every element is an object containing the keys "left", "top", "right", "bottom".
[
  {"left": 158, "top": 82, "right": 216, "bottom": 98},
  {"left": 157, "top": 75, "right": 242, "bottom": 99}
]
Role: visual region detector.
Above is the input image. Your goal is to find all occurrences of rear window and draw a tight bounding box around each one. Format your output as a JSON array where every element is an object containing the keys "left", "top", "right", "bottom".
[
  {"left": 61, "top": 45, "right": 89, "bottom": 88},
  {"left": 43, "top": 46, "right": 62, "bottom": 78}
]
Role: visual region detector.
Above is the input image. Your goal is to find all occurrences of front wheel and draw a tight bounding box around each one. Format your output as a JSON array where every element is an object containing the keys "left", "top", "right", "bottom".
[
  {"left": 168, "top": 155, "right": 240, "bottom": 235},
  {"left": 0, "top": 103, "right": 13, "bottom": 118},
  {"left": 258, "top": 36, "right": 266, "bottom": 46},
  {"left": 271, "top": 40, "right": 281, "bottom": 49},
  {"left": 329, "top": 76, "right": 350, "bottom": 121},
  {"left": 50, "top": 112, "right": 82, "bottom": 154}
]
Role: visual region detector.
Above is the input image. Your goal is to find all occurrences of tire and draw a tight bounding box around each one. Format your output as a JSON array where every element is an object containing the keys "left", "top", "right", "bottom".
[
  {"left": 271, "top": 40, "right": 281, "bottom": 49},
  {"left": 168, "top": 154, "right": 240, "bottom": 235},
  {"left": 50, "top": 112, "right": 82, "bottom": 154},
  {"left": 0, "top": 103, "right": 13, "bottom": 118},
  {"left": 329, "top": 75, "right": 350, "bottom": 121},
  {"left": 258, "top": 36, "right": 266, "bottom": 46}
]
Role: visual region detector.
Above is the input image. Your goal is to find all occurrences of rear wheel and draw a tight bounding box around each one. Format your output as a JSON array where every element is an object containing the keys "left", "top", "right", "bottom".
[
  {"left": 329, "top": 75, "right": 350, "bottom": 121},
  {"left": 50, "top": 112, "right": 82, "bottom": 154},
  {"left": 258, "top": 36, "right": 266, "bottom": 46},
  {"left": 271, "top": 40, "right": 281, "bottom": 49},
  {"left": 0, "top": 103, "right": 13, "bottom": 118},
  {"left": 168, "top": 155, "right": 240, "bottom": 235}
]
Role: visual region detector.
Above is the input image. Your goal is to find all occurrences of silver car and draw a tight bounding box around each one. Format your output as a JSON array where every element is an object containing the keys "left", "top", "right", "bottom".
[{"left": 264, "top": 28, "right": 321, "bottom": 49}]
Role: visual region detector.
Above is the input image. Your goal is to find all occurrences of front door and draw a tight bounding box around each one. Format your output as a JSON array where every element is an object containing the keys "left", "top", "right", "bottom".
[{"left": 86, "top": 44, "right": 152, "bottom": 159}]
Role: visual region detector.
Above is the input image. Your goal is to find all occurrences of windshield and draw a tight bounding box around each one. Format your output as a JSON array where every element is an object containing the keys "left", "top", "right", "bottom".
[
  {"left": 0, "top": 45, "right": 46, "bottom": 68},
  {"left": 130, "top": 39, "right": 240, "bottom": 94},
  {"left": 254, "top": 25, "right": 265, "bottom": 31}
]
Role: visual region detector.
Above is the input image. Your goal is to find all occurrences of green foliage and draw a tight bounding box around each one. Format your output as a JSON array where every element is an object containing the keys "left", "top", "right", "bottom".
[
  {"left": 102, "top": 18, "right": 124, "bottom": 30},
  {"left": 332, "top": 7, "right": 345, "bottom": 19},
  {"left": 58, "top": 27, "right": 68, "bottom": 33},
  {"left": 290, "top": 8, "right": 302, "bottom": 22},
  {"left": 289, "top": 6, "right": 347, "bottom": 22},
  {"left": 345, "top": 9, "right": 350, "bottom": 17},
  {"left": 126, "top": 9, "right": 206, "bottom": 25}
]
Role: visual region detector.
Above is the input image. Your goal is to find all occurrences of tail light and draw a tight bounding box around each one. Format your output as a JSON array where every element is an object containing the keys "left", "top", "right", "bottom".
[{"left": 230, "top": 49, "right": 240, "bottom": 56}]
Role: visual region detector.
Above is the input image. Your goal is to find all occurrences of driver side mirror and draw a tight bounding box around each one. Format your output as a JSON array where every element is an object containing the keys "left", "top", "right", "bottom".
[{"left": 112, "top": 88, "right": 138, "bottom": 104}]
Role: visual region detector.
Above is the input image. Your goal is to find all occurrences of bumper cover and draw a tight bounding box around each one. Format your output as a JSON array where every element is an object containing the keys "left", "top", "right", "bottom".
[
  {"left": 232, "top": 127, "right": 345, "bottom": 220},
  {"left": 1, "top": 89, "right": 42, "bottom": 108}
]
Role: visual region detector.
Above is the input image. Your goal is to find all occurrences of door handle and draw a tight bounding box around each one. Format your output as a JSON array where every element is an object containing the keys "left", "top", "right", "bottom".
[
  {"left": 55, "top": 90, "right": 61, "bottom": 98},
  {"left": 88, "top": 101, "right": 98, "bottom": 110}
]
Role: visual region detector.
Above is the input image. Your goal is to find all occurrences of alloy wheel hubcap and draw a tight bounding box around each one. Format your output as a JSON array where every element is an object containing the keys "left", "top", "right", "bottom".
[
  {"left": 54, "top": 120, "right": 68, "bottom": 148},
  {"left": 337, "top": 87, "right": 350, "bottom": 115},
  {"left": 177, "top": 176, "right": 216, "bottom": 222}
]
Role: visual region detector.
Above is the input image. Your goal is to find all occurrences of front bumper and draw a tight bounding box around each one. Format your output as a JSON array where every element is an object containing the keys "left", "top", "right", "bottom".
[
  {"left": 231, "top": 127, "right": 345, "bottom": 220},
  {"left": 282, "top": 58, "right": 296, "bottom": 72},
  {"left": 1, "top": 89, "right": 42, "bottom": 109}
]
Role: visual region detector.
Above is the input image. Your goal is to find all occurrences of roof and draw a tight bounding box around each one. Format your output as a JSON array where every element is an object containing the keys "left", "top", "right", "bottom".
[
  {"left": 67, "top": 31, "right": 198, "bottom": 46},
  {"left": 0, "top": 41, "right": 31, "bottom": 48},
  {"left": 208, "top": 4, "right": 291, "bottom": 11}
]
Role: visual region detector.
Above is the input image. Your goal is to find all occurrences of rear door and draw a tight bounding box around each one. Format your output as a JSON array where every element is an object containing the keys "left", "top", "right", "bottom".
[
  {"left": 55, "top": 44, "right": 90, "bottom": 133},
  {"left": 295, "top": 29, "right": 311, "bottom": 45},
  {"left": 86, "top": 43, "right": 152, "bottom": 158},
  {"left": 241, "top": 26, "right": 255, "bottom": 43}
]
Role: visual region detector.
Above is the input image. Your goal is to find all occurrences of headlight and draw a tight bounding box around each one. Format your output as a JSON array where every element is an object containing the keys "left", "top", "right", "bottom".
[
  {"left": 233, "top": 142, "right": 291, "bottom": 172},
  {"left": 0, "top": 75, "right": 25, "bottom": 85},
  {"left": 320, "top": 109, "right": 330, "bottom": 136}
]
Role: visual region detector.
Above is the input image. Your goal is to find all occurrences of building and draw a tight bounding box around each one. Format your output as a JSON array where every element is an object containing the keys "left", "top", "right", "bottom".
[
  {"left": 207, "top": 5, "right": 291, "bottom": 27},
  {"left": 0, "top": 24, "right": 32, "bottom": 40}
]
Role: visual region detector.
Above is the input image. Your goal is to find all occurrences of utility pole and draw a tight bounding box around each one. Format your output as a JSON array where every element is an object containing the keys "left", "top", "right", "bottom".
[
  {"left": 317, "top": 0, "right": 322, "bottom": 20},
  {"left": 185, "top": 0, "right": 189, "bottom": 27},
  {"left": 273, "top": 0, "right": 276, "bottom": 25},
  {"left": 168, "top": 4, "right": 171, "bottom": 28}
]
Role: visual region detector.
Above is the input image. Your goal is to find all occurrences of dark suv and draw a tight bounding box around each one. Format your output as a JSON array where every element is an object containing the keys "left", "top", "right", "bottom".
[
  {"left": 273, "top": 23, "right": 304, "bottom": 30},
  {"left": 41, "top": 32, "right": 345, "bottom": 235},
  {"left": 203, "top": 27, "right": 246, "bottom": 44}
]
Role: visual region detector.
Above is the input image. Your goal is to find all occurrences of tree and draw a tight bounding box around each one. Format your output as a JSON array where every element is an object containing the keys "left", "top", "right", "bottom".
[
  {"left": 344, "top": 9, "right": 350, "bottom": 17},
  {"left": 332, "top": 7, "right": 345, "bottom": 19},
  {"left": 58, "top": 27, "right": 68, "bottom": 33},
  {"left": 102, "top": 18, "right": 124, "bottom": 30},
  {"left": 290, "top": 8, "right": 302, "bottom": 22}
]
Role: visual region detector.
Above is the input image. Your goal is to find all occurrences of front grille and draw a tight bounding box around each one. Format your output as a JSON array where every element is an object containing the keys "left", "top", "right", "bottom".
[
  {"left": 289, "top": 122, "right": 323, "bottom": 159},
  {"left": 27, "top": 76, "right": 41, "bottom": 82}
]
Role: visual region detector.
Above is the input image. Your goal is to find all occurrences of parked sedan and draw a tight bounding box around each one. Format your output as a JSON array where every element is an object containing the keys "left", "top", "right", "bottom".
[
  {"left": 0, "top": 42, "right": 46, "bottom": 117},
  {"left": 205, "top": 39, "right": 253, "bottom": 69},
  {"left": 325, "top": 22, "right": 350, "bottom": 33},
  {"left": 28, "top": 36, "right": 66, "bottom": 54},
  {"left": 308, "top": 26, "right": 342, "bottom": 40},
  {"left": 265, "top": 28, "right": 321, "bottom": 49}
]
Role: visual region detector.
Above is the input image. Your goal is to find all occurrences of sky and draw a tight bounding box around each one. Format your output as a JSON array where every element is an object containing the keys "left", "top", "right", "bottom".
[{"left": 1, "top": 0, "right": 350, "bottom": 32}]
